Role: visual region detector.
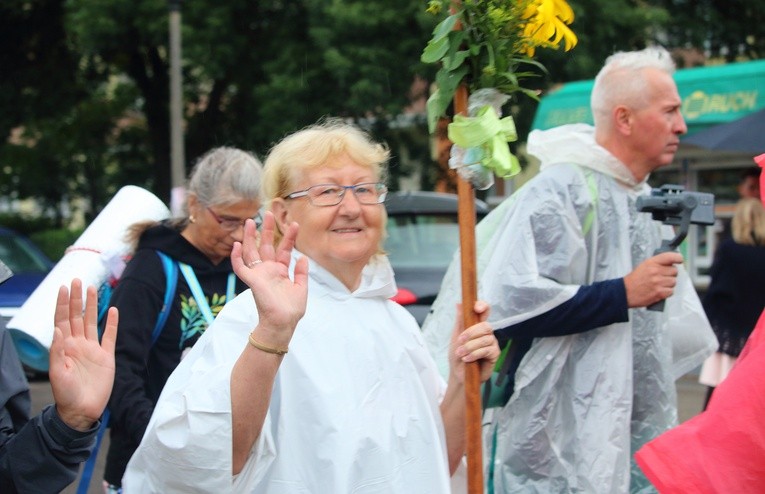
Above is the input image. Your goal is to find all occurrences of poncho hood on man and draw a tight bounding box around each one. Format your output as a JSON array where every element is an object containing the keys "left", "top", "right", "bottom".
[{"left": 422, "top": 124, "right": 716, "bottom": 493}]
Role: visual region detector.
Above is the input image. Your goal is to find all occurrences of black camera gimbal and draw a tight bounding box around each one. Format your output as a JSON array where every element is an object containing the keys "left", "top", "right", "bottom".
[{"left": 636, "top": 184, "right": 715, "bottom": 311}]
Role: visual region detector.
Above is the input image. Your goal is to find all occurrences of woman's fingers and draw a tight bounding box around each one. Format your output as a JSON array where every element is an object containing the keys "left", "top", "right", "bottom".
[
  {"left": 232, "top": 218, "right": 262, "bottom": 275},
  {"left": 54, "top": 284, "right": 71, "bottom": 338},
  {"left": 68, "top": 278, "right": 85, "bottom": 338},
  {"left": 101, "top": 307, "right": 119, "bottom": 354},
  {"left": 258, "top": 211, "right": 276, "bottom": 261},
  {"left": 456, "top": 322, "right": 497, "bottom": 361},
  {"left": 473, "top": 300, "right": 490, "bottom": 322},
  {"left": 83, "top": 284, "right": 100, "bottom": 340},
  {"left": 276, "top": 221, "right": 299, "bottom": 266}
]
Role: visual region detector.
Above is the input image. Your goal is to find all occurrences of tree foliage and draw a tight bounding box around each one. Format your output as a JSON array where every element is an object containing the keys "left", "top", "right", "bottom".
[
  {"left": 655, "top": 0, "right": 765, "bottom": 64},
  {"left": 65, "top": 0, "right": 437, "bottom": 200},
  {"left": 1, "top": 0, "right": 763, "bottom": 225}
]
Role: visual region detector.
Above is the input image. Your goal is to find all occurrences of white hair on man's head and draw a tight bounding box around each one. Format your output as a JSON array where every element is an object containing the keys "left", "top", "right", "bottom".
[{"left": 591, "top": 46, "right": 676, "bottom": 129}]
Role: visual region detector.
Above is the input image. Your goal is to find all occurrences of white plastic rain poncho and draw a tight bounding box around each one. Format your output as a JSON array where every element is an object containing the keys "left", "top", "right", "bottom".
[
  {"left": 123, "top": 252, "right": 459, "bottom": 494},
  {"left": 422, "top": 124, "right": 716, "bottom": 493}
]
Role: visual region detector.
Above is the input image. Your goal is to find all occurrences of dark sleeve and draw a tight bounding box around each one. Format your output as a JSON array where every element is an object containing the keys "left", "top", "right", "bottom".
[
  {"left": 497, "top": 278, "right": 629, "bottom": 340},
  {"left": 701, "top": 240, "right": 729, "bottom": 316},
  {"left": 489, "top": 279, "right": 630, "bottom": 401},
  {"left": 0, "top": 323, "right": 32, "bottom": 493},
  {"left": 0, "top": 326, "right": 97, "bottom": 493},
  {"left": 0, "top": 324, "right": 31, "bottom": 447},
  {"left": 108, "top": 250, "right": 166, "bottom": 444},
  {"left": 0, "top": 405, "right": 97, "bottom": 494}
]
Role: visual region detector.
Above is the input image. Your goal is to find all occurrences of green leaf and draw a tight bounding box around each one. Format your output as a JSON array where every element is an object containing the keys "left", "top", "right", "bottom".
[
  {"left": 436, "top": 65, "right": 468, "bottom": 98},
  {"left": 432, "top": 13, "right": 459, "bottom": 41},
  {"left": 442, "top": 31, "right": 468, "bottom": 70},
  {"left": 426, "top": 89, "right": 447, "bottom": 134},
  {"left": 426, "top": 65, "right": 469, "bottom": 133},
  {"left": 499, "top": 71, "right": 519, "bottom": 86},
  {"left": 516, "top": 87, "right": 541, "bottom": 101},
  {"left": 421, "top": 36, "right": 450, "bottom": 63},
  {"left": 444, "top": 49, "right": 470, "bottom": 71}
]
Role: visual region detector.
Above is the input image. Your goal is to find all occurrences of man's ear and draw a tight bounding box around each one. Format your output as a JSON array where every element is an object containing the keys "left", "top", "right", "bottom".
[
  {"left": 614, "top": 106, "right": 633, "bottom": 135},
  {"left": 269, "top": 198, "right": 291, "bottom": 236}
]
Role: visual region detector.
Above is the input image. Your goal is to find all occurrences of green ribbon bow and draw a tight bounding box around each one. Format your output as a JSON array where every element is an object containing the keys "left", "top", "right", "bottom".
[{"left": 447, "top": 105, "right": 520, "bottom": 179}]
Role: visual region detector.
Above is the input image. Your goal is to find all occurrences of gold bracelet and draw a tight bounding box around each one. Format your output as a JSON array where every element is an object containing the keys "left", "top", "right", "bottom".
[{"left": 248, "top": 332, "right": 288, "bottom": 356}]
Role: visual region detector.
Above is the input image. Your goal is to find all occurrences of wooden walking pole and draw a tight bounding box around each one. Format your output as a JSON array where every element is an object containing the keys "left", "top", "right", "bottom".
[
  {"left": 422, "top": 0, "right": 577, "bottom": 486},
  {"left": 453, "top": 82, "right": 484, "bottom": 493}
]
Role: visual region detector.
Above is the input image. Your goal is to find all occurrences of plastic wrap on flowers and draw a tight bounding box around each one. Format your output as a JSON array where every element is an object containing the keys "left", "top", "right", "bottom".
[
  {"left": 449, "top": 146, "right": 495, "bottom": 190},
  {"left": 448, "top": 88, "right": 519, "bottom": 190}
]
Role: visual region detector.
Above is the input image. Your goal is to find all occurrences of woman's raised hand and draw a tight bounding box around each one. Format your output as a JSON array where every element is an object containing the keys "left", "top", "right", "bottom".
[{"left": 231, "top": 211, "right": 308, "bottom": 347}]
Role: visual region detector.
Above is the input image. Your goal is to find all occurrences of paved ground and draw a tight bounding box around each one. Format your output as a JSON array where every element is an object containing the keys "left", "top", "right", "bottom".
[{"left": 29, "top": 371, "right": 708, "bottom": 494}]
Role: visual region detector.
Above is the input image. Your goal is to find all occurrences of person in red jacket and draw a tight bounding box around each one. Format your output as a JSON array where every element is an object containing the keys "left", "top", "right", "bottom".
[{"left": 635, "top": 152, "right": 765, "bottom": 493}]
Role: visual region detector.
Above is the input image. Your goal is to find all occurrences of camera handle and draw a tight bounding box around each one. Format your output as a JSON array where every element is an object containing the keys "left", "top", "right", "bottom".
[{"left": 646, "top": 205, "right": 693, "bottom": 312}]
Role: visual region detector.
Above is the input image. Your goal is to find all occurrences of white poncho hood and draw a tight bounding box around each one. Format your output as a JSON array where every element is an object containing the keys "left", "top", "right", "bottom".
[{"left": 422, "top": 124, "right": 715, "bottom": 493}]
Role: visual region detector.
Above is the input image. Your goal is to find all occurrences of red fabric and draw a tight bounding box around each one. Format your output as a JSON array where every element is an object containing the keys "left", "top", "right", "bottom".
[
  {"left": 740, "top": 309, "right": 765, "bottom": 359},
  {"left": 756, "top": 153, "right": 765, "bottom": 204},
  {"left": 635, "top": 308, "right": 765, "bottom": 493}
]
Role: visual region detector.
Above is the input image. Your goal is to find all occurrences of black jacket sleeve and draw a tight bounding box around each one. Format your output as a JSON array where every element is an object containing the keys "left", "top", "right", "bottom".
[
  {"left": 0, "top": 406, "right": 98, "bottom": 494},
  {"left": 496, "top": 278, "right": 629, "bottom": 340},
  {"left": 107, "top": 250, "right": 167, "bottom": 445},
  {"left": 0, "top": 326, "right": 97, "bottom": 493}
]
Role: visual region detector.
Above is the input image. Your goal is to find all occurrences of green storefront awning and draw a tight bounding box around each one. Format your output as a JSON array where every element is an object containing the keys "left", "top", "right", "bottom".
[{"left": 531, "top": 59, "right": 765, "bottom": 136}]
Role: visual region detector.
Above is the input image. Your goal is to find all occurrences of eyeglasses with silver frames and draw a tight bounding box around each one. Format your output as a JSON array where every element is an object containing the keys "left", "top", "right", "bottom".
[{"left": 283, "top": 182, "right": 388, "bottom": 207}]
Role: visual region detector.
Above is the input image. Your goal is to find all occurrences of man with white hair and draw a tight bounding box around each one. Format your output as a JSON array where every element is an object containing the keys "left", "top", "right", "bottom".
[{"left": 422, "top": 46, "right": 715, "bottom": 493}]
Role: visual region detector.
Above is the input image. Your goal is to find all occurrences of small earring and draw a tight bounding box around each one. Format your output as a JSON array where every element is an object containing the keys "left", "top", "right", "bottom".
[{"left": 189, "top": 215, "right": 196, "bottom": 223}]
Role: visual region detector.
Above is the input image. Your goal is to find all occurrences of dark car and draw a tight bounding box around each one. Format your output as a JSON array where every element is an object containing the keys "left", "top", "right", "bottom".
[
  {"left": 384, "top": 191, "right": 490, "bottom": 326},
  {"left": 0, "top": 226, "right": 54, "bottom": 329}
]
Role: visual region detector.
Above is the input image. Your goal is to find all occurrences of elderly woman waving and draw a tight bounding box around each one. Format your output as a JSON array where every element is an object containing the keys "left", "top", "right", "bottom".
[{"left": 123, "top": 120, "right": 499, "bottom": 494}]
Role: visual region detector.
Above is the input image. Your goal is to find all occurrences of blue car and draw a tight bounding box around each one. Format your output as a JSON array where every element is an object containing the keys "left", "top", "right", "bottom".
[{"left": 0, "top": 226, "right": 54, "bottom": 341}]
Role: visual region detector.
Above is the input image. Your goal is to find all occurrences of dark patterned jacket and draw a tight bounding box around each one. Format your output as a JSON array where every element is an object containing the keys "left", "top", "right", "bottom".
[{"left": 104, "top": 222, "right": 246, "bottom": 486}]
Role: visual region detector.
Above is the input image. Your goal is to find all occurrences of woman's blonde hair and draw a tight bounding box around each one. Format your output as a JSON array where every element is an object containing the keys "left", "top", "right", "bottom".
[
  {"left": 732, "top": 197, "right": 765, "bottom": 246},
  {"left": 261, "top": 119, "right": 389, "bottom": 206},
  {"left": 261, "top": 119, "right": 390, "bottom": 248}
]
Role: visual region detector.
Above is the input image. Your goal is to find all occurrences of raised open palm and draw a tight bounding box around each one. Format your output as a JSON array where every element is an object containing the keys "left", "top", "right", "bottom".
[
  {"left": 49, "top": 279, "right": 118, "bottom": 431},
  {"left": 231, "top": 212, "right": 308, "bottom": 347}
]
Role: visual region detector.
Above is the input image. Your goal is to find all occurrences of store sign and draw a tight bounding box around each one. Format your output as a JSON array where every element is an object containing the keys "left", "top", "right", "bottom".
[{"left": 532, "top": 59, "right": 765, "bottom": 135}]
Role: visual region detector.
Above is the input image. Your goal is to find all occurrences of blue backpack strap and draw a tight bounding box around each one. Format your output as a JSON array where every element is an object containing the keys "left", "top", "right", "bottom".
[
  {"left": 153, "top": 251, "right": 179, "bottom": 345},
  {"left": 177, "top": 265, "right": 235, "bottom": 324},
  {"left": 226, "top": 272, "right": 236, "bottom": 302},
  {"left": 77, "top": 251, "right": 178, "bottom": 494},
  {"left": 178, "top": 262, "right": 214, "bottom": 325},
  {"left": 76, "top": 408, "right": 111, "bottom": 494},
  {"left": 96, "top": 283, "right": 113, "bottom": 331}
]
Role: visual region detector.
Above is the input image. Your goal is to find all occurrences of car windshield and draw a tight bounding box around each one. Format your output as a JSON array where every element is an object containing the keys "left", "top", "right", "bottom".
[
  {"left": 0, "top": 235, "right": 50, "bottom": 273},
  {"left": 385, "top": 215, "right": 460, "bottom": 269}
]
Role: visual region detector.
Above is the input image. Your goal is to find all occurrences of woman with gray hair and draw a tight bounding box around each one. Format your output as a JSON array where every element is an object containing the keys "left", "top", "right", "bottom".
[{"left": 102, "top": 147, "right": 263, "bottom": 493}]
